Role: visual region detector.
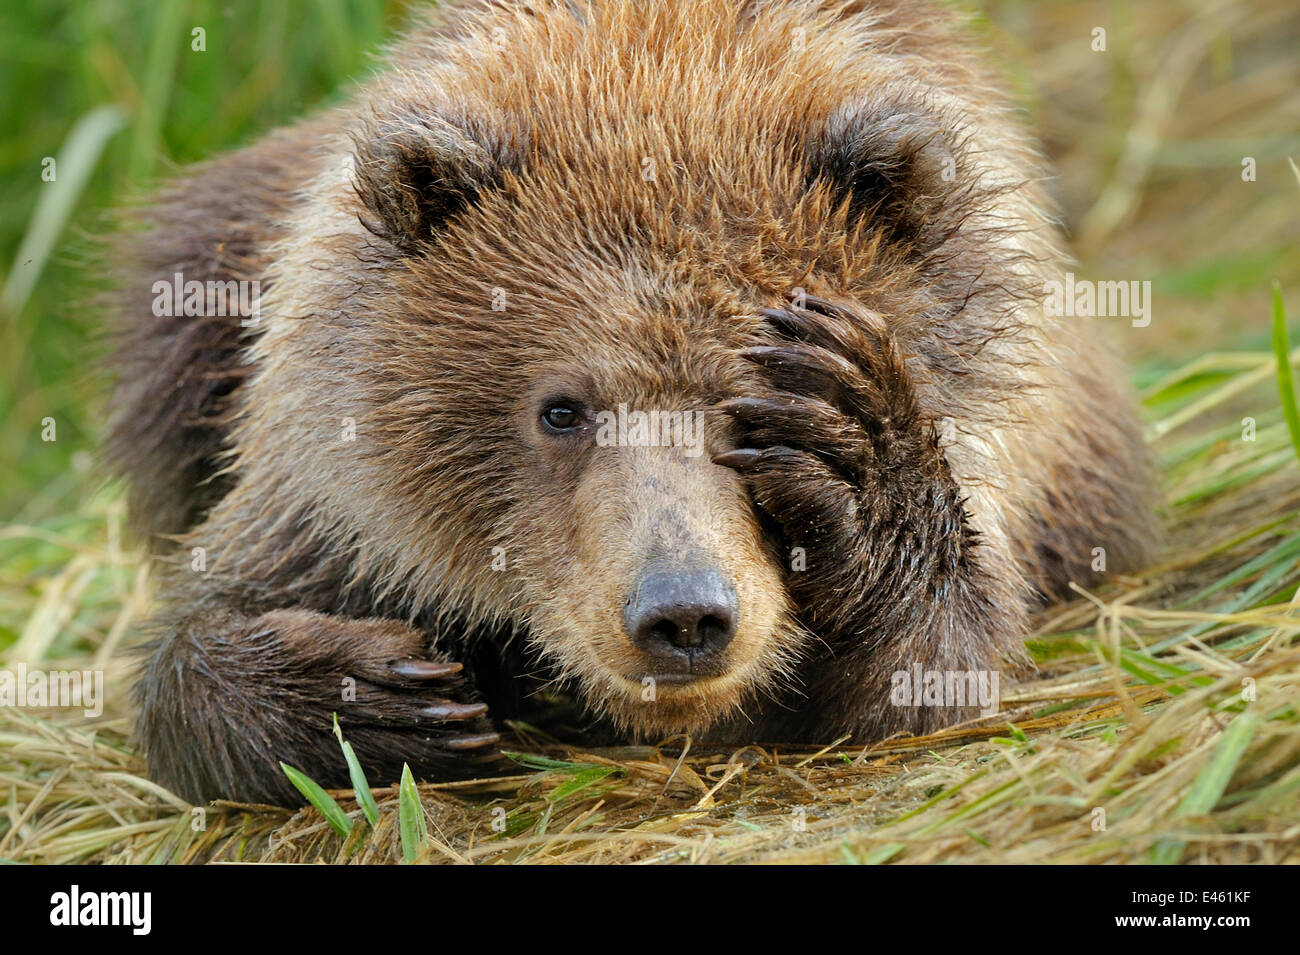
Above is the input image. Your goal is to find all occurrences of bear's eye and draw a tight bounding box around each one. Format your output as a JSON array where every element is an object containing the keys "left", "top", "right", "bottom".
[{"left": 541, "top": 404, "right": 581, "bottom": 432}]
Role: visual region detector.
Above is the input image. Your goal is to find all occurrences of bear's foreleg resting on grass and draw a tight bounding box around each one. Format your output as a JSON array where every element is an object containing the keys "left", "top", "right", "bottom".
[{"left": 134, "top": 607, "right": 498, "bottom": 805}]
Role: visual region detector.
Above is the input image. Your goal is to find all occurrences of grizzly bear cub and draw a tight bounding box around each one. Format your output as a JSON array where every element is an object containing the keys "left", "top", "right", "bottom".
[{"left": 107, "top": 0, "right": 1157, "bottom": 804}]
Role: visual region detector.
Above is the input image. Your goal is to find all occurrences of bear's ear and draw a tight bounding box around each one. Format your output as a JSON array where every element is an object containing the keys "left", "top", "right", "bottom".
[
  {"left": 808, "top": 95, "right": 969, "bottom": 254},
  {"left": 352, "top": 112, "right": 506, "bottom": 252}
]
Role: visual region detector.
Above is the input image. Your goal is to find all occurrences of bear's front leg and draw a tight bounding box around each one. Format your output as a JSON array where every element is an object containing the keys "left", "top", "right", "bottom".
[
  {"left": 134, "top": 607, "right": 498, "bottom": 805},
  {"left": 714, "top": 296, "right": 1027, "bottom": 741}
]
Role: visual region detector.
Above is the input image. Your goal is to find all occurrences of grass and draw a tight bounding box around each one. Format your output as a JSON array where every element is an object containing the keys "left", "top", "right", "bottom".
[
  {"left": 1, "top": 0, "right": 1298, "bottom": 863},
  {"left": 1272, "top": 283, "right": 1300, "bottom": 464},
  {"left": 0, "top": 0, "right": 409, "bottom": 523}
]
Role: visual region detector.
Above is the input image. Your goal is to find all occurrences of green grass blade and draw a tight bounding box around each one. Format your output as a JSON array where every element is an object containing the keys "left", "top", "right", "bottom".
[
  {"left": 127, "top": 0, "right": 188, "bottom": 184},
  {"left": 1, "top": 104, "right": 127, "bottom": 316},
  {"left": 398, "top": 764, "right": 429, "bottom": 864},
  {"left": 862, "top": 843, "right": 906, "bottom": 864},
  {"left": 1172, "top": 712, "right": 1262, "bottom": 816},
  {"left": 503, "top": 752, "right": 607, "bottom": 772},
  {"left": 547, "top": 765, "right": 621, "bottom": 802},
  {"left": 280, "top": 762, "right": 353, "bottom": 839},
  {"left": 332, "top": 715, "right": 379, "bottom": 828},
  {"left": 1149, "top": 711, "right": 1261, "bottom": 864},
  {"left": 1271, "top": 283, "right": 1300, "bottom": 466}
]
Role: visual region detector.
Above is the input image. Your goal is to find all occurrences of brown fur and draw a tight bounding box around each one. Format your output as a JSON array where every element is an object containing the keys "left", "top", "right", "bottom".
[{"left": 107, "top": 0, "right": 1159, "bottom": 804}]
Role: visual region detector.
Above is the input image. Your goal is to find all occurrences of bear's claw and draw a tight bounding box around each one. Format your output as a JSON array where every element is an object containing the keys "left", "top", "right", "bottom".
[{"left": 387, "top": 658, "right": 464, "bottom": 681}]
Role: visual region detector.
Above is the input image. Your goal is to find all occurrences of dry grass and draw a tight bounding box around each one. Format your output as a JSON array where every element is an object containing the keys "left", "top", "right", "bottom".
[{"left": 1, "top": 0, "right": 1298, "bottom": 864}]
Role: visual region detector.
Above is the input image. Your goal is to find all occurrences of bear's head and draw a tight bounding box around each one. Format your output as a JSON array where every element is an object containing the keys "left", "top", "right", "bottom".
[{"left": 229, "top": 0, "right": 1021, "bottom": 737}]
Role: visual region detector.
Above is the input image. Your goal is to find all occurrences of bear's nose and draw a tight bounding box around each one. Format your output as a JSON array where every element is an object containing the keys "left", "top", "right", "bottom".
[{"left": 623, "top": 569, "right": 738, "bottom": 667}]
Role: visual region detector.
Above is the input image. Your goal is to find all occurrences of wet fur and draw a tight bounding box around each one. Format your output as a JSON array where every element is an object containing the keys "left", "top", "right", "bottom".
[{"left": 107, "top": 0, "right": 1159, "bottom": 804}]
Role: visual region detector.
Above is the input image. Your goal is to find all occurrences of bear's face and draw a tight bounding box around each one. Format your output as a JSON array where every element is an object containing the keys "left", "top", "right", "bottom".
[
  {"left": 509, "top": 334, "right": 799, "bottom": 734},
  {"left": 336, "top": 139, "right": 825, "bottom": 732},
  {"left": 234, "top": 0, "right": 1006, "bottom": 735},
  {"left": 346, "top": 239, "right": 803, "bottom": 734}
]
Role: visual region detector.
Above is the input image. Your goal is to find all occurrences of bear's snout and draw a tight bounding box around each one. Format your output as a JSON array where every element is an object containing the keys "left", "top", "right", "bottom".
[{"left": 622, "top": 568, "right": 738, "bottom": 675}]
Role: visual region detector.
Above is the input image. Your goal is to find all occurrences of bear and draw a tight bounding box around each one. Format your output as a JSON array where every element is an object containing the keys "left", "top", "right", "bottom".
[{"left": 105, "top": 0, "right": 1159, "bottom": 806}]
